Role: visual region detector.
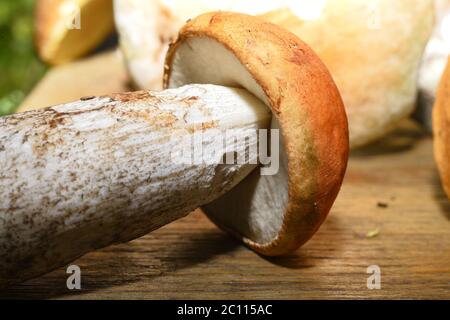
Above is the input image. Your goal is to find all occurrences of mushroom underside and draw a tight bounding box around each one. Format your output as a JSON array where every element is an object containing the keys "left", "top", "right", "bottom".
[{"left": 168, "top": 36, "right": 289, "bottom": 245}]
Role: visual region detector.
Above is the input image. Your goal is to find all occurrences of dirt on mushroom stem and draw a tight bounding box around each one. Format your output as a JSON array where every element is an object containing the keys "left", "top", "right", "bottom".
[{"left": 0, "top": 83, "right": 272, "bottom": 287}]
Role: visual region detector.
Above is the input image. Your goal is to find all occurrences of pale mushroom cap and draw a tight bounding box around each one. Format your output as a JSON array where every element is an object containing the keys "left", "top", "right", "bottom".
[
  {"left": 433, "top": 57, "right": 450, "bottom": 200},
  {"left": 262, "top": 0, "right": 435, "bottom": 148},
  {"left": 165, "top": 12, "right": 349, "bottom": 255},
  {"left": 35, "top": 0, "right": 114, "bottom": 64}
]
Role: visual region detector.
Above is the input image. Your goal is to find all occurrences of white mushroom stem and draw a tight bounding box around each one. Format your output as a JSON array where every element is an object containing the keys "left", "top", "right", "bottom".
[{"left": 0, "top": 84, "right": 271, "bottom": 286}]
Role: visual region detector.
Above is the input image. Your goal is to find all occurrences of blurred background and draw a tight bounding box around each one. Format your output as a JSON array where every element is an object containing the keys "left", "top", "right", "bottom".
[{"left": 0, "top": 0, "right": 47, "bottom": 116}]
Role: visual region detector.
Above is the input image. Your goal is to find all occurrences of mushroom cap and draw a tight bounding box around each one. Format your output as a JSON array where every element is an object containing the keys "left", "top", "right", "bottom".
[
  {"left": 35, "top": 0, "right": 114, "bottom": 65},
  {"left": 434, "top": 56, "right": 450, "bottom": 200},
  {"left": 164, "top": 12, "right": 349, "bottom": 256},
  {"left": 263, "top": 0, "right": 434, "bottom": 148}
]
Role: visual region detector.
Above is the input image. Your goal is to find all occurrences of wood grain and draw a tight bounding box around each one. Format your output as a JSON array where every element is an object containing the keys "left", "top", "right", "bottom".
[{"left": 3, "top": 53, "right": 450, "bottom": 299}]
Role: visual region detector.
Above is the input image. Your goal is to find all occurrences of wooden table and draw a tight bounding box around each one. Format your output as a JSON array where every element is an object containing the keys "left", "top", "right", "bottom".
[{"left": 1, "top": 52, "right": 449, "bottom": 299}]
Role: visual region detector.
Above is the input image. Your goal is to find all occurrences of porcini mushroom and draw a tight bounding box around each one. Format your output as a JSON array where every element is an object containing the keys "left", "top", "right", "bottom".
[
  {"left": 35, "top": 0, "right": 115, "bottom": 64},
  {"left": 164, "top": 12, "right": 349, "bottom": 255},
  {"left": 0, "top": 13, "right": 348, "bottom": 287}
]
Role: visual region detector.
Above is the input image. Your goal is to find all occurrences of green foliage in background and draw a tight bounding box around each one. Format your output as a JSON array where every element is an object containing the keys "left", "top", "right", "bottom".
[{"left": 0, "top": 0, "right": 47, "bottom": 115}]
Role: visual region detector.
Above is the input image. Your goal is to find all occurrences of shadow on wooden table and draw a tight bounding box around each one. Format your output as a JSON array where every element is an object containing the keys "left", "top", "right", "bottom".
[
  {"left": 0, "top": 229, "right": 240, "bottom": 299},
  {"left": 262, "top": 215, "right": 345, "bottom": 269},
  {"left": 351, "top": 120, "right": 427, "bottom": 157},
  {"left": 432, "top": 172, "right": 450, "bottom": 221},
  {"left": 263, "top": 252, "right": 315, "bottom": 269}
]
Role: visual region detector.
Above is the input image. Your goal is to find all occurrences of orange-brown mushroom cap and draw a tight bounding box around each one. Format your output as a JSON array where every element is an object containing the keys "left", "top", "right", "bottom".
[
  {"left": 164, "top": 12, "right": 349, "bottom": 256},
  {"left": 434, "top": 57, "right": 450, "bottom": 200}
]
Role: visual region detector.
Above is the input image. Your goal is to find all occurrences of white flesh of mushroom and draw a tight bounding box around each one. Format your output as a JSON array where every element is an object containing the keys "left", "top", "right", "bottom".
[{"left": 168, "top": 37, "right": 289, "bottom": 244}]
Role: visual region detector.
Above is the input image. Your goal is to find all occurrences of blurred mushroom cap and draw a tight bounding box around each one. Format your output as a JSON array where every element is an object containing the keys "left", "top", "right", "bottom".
[{"left": 35, "top": 0, "right": 114, "bottom": 65}]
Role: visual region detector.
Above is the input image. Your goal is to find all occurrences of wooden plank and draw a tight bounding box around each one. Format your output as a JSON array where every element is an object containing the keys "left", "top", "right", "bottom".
[{"left": 2, "top": 53, "right": 449, "bottom": 299}]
